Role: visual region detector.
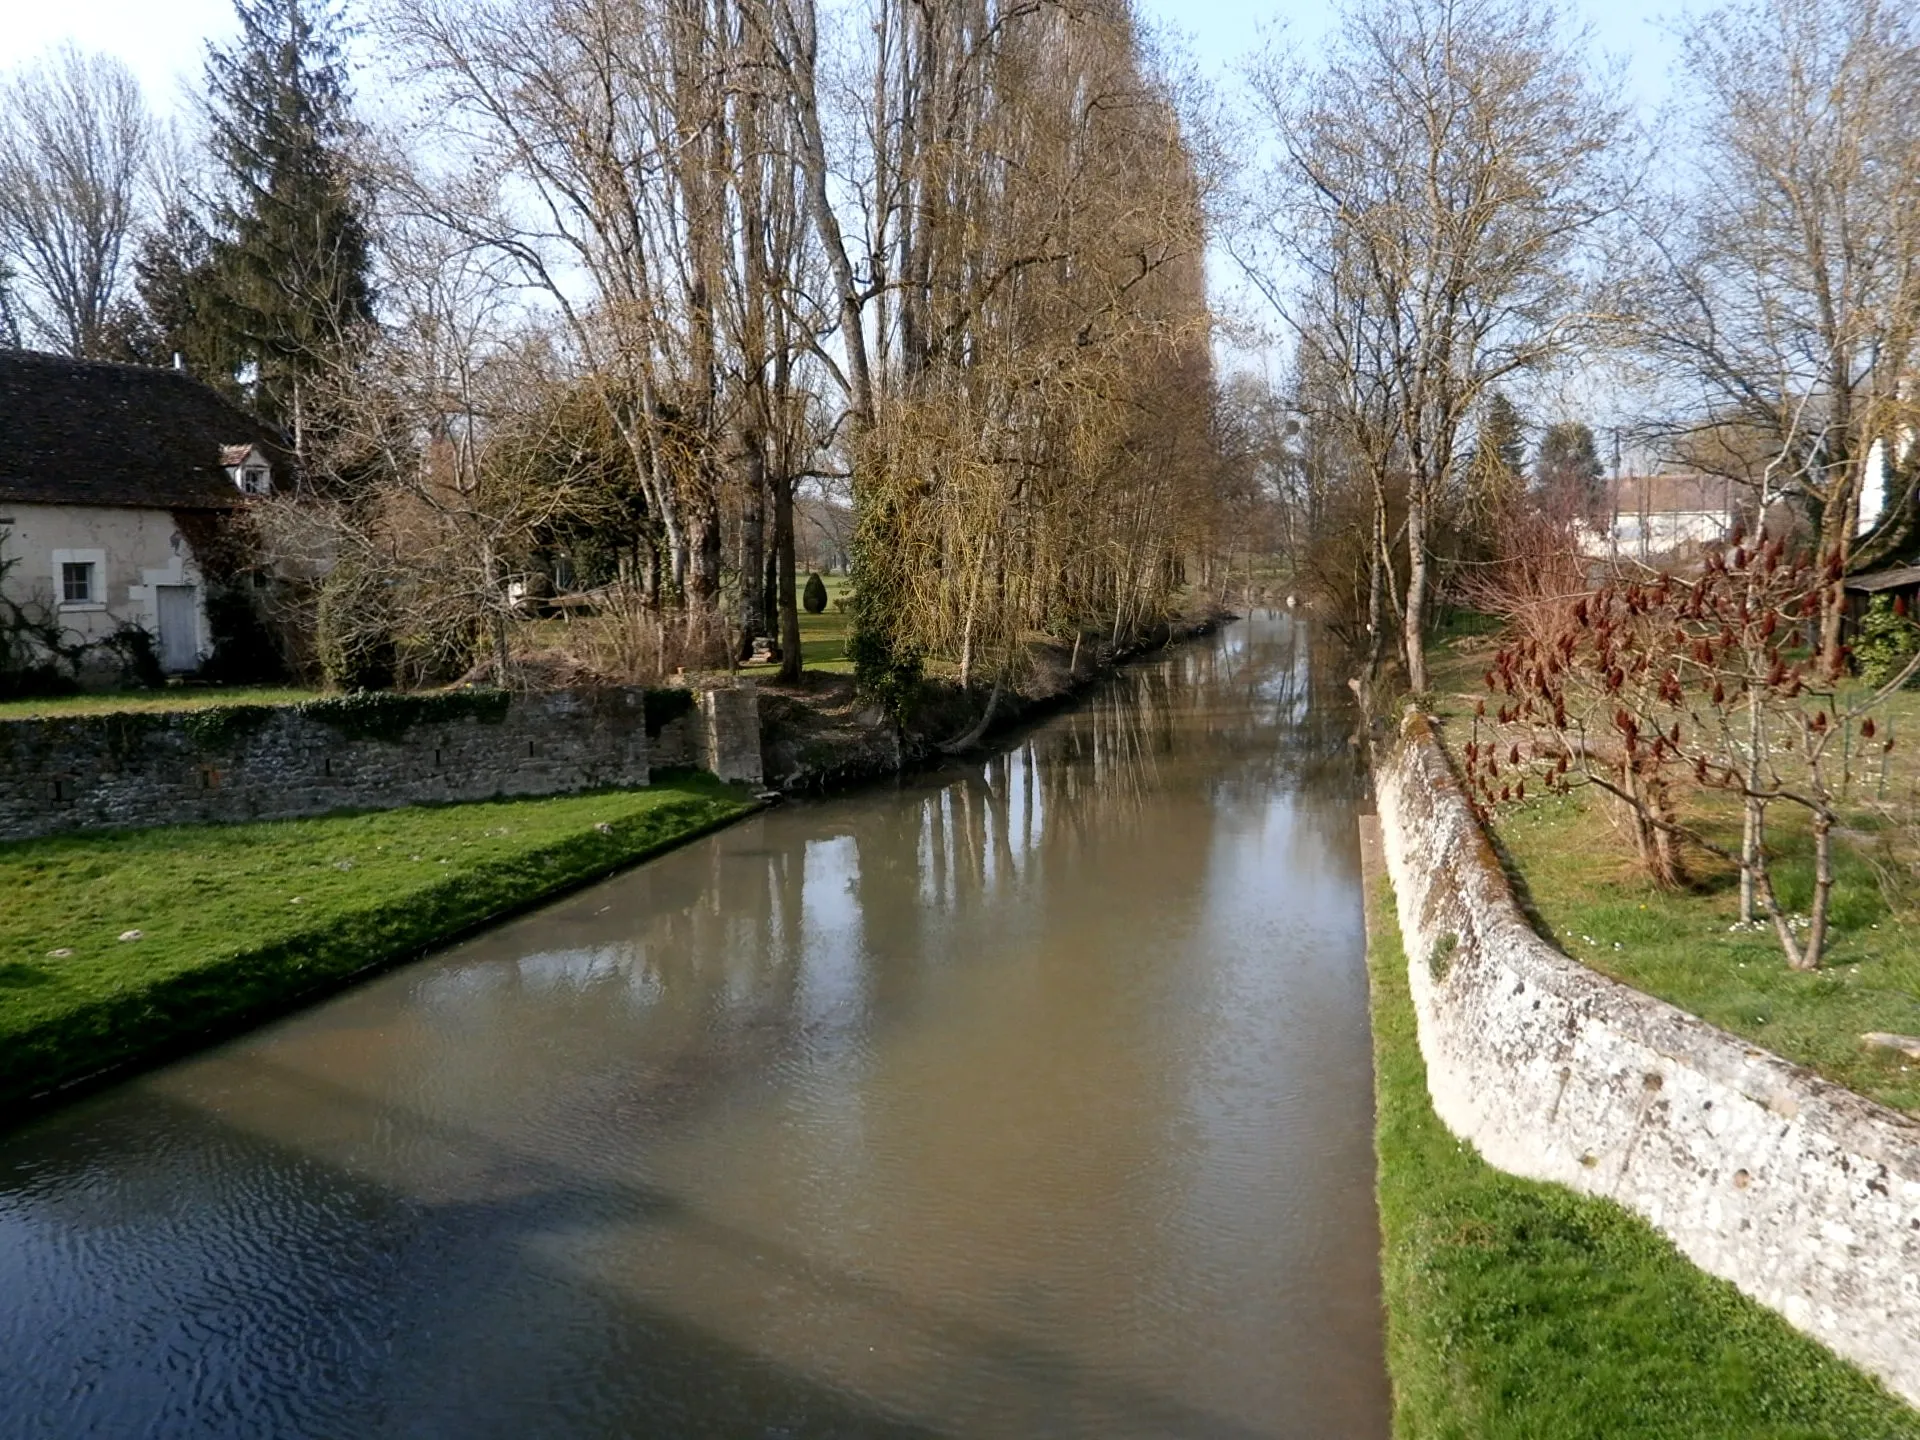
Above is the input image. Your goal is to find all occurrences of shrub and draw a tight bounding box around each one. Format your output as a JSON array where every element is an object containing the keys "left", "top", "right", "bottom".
[
  {"left": 803, "top": 572, "right": 829, "bottom": 614},
  {"left": 201, "top": 580, "right": 289, "bottom": 685},
  {"left": 1853, "top": 595, "right": 1919, "bottom": 688},
  {"left": 101, "top": 623, "right": 166, "bottom": 690},
  {"left": 315, "top": 561, "right": 398, "bottom": 692}
]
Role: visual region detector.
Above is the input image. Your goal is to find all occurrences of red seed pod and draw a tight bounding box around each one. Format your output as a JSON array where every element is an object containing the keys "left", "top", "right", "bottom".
[
  {"left": 1509, "top": 743, "right": 1521, "bottom": 765},
  {"left": 1500, "top": 785, "right": 1511, "bottom": 803},
  {"left": 1761, "top": 611, "right": 1778, "bottom": 639},
  {"left": 1812, "top": 710, "right": 1828, "bottom": 732},
  {"left": 1862, "top": 718, "right": 1877, "bottom": 740},
  {"left": 1515, "top": 779, "right": 1526, "bottom": 801},
  {"left": 1694, "top": 756, "right": 1708, "bottom": 782},
  {"left": 1712, "top": 680, "right": 1726, "bottom": 705},
  {"left": 1475, "top": 699, "right": 1487, "bottom": 718},
  {"left": 1669, "top": 723, "right": 1681, "bottom": 747}
]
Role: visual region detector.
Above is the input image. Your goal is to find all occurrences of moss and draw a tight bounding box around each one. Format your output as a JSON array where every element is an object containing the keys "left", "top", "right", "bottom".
[
  {"left": 180, "top": 704, "right": 281, "bottom": 751},
  {"left": 1428, "top": 930, "right": 1460, "bottom": 981},
  {"left": 295, "top": 688, "right": 514, "bottom": 742}
]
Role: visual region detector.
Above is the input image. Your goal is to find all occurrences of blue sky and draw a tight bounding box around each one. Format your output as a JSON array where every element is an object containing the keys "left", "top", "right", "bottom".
[
  {"left": 1, "top": 0, "right": 1687, "bottom": 124},
  {"left": 2, "top": 0, "right": 1691, "bottom": 409}
]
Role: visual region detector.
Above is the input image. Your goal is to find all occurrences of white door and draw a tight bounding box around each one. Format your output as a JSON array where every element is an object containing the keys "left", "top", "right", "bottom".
[{"left": 156, "top": 585, "right": 198, "bottom": 672}]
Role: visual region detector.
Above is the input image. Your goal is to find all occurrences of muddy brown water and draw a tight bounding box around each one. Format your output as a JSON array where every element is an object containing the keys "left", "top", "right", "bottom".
[{"left": 0, "top": 613, "right": 1388, "bottom": 1439}]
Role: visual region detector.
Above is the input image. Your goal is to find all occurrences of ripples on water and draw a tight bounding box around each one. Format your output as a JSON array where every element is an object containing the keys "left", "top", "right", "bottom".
[{"left": 0, "top": 613, "right": 1388, "bottom": 1439}]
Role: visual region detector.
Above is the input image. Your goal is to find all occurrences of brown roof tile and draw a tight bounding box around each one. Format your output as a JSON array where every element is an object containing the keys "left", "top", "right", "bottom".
[{"left": 0, "top": 350, "right": 285, "bottom": 510}]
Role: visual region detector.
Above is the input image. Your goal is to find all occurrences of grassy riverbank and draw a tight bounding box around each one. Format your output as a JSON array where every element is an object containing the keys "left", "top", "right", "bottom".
[
  {"left": 1363, "top": 861, "right": 1920, "bottom": 1438},
  {"left": 1426, "top": 627, "right": 1920, "bottom": 1115},
  {"left": 0, "top": 778, "right": 754, "bottom": 1116}
]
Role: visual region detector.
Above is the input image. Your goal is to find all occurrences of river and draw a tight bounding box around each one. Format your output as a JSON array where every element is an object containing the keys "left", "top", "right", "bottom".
[{"left": 0, "top": 612, "right": 1388, "bottom": 1439}]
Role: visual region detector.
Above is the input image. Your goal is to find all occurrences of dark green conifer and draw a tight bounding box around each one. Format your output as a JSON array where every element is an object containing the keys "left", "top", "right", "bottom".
[{"left": 202, "top": 0, "right": 372, "bottom": 458}]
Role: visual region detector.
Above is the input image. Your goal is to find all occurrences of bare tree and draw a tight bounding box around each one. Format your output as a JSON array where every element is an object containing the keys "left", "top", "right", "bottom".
[
  {"left": 0, "top": 45, "right": 150, "bottom": 357},
  {"left": 1632, "top": 0, "right": 1920, "bottom": 677},
  {"left": 1247, "top": 0, "right": 1625, "bottom": 692}
]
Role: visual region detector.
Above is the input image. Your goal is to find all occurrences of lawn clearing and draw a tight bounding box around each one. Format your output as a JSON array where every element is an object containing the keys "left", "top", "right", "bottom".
[
  {"left": 740, "top": 572, "right": 855, "bottom": 675},
  {"left": 1426, "top": 623, "right": 1920, "bottom": 1116},
  {"left": 0, "top": 685, "right": 318, "bottom": 721},
  {"left": 0, "top": 777, "right": 754, "bottom": 1115},
  {"left": 1366, "top": 872, "right": 1920, "bottom": 1438}
]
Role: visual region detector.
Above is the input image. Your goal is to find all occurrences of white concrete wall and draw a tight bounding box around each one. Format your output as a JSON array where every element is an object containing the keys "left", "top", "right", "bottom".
[
  {"left": 0, "top": 504, "right": 208, "bottom": 673},
  {"left": 1376, "top": 713, "right": 1920, "bottom": 1407}
]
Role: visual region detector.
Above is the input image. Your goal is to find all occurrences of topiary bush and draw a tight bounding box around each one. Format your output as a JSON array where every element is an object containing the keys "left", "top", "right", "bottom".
[{"left": 802, "top": 572, "right": 829, "bottom": 614}]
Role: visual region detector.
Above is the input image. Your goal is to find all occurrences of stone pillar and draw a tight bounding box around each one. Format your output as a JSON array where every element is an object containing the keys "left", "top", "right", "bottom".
[{"left": 698, "top": 683, "right": 764, "bottom": 786}]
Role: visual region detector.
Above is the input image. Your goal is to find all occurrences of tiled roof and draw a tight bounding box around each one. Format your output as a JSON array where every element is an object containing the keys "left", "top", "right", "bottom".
[{"left": 0, "top": 350, "right": 285, "bottom": 510}]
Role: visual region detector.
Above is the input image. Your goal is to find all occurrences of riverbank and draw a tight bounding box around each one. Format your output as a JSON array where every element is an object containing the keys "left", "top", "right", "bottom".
[
  {"left": 757, "top": 610, "right": 1228, "bottom": 791},
  {"left": 0, "top": 777, "right": 755, "bottom": 1120},
  {"left": 1358, "top": 817, "right": 1920, "bottom": 1438}
]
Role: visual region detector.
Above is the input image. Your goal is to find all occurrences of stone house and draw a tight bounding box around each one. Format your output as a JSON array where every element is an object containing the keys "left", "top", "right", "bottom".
[
  {"left": 1576, "top": 473, "right": 1747, "bottom": 561},
  {"left": 0, "top": 350, "right": 285, "bottom": 679}
]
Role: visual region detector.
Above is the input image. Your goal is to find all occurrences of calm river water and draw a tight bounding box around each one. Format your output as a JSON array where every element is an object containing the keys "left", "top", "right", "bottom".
[{"left": 0, "top": 613, "right": 1387, "bottom": 1439}]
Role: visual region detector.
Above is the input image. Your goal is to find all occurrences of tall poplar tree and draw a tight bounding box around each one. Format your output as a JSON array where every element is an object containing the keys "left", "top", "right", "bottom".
[{"left": 203, "top": 0, "right": 372, "bottom": 461}]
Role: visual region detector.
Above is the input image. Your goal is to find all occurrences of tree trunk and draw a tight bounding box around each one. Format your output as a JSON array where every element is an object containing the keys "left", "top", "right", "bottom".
[
  {"left": 774, "top": 468, "right": 802, "bottom": 683},
  {"left": 1800, "top": 811, "right": 1835, "bottom": 970},
  {"left": 736, "top": 433, "right": 768, "bottom": 661},
  {"left": 1403, "top": 485, "right": 1430, "bottom": 692}
]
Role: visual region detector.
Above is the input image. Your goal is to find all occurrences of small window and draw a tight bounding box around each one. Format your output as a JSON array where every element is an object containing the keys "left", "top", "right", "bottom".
[
  {"left": 61, "top": 562, "right": 94, "bottom": 604},
  {"left": 241, "top": 467, "right": 269, "bottom": 494}
]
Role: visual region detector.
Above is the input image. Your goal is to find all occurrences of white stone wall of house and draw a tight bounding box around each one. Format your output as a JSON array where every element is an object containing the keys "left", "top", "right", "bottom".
[{"left": 0, "top": 503, "right": 209, "bottom": 678}]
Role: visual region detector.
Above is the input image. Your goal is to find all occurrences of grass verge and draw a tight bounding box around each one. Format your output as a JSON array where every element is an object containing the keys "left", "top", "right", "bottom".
[
  {"left": 1365, "top": 866, "right": 1920, "bottom": 1439},
  {"left": 0, "top": 685, "right": 317, "bottom": 721},
  {"left": 0, "top": 777, "right": 755, "bottom": 1117}
]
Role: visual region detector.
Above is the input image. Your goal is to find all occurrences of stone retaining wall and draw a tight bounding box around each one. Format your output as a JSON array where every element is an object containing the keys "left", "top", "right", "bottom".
[
  {"left": 0, "top": 683, "right": 764, "bottom": 841},
  {"left": 1375, "top": 712, "right": 1920, "bottom": 1407}
]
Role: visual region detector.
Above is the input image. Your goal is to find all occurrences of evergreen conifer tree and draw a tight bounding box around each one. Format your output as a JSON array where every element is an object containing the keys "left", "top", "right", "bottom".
[
  {"left": 1536, "top": 420, "right": 1605, "bottom": 522},
  {"left": 1465, "top": 390, "right": 1527, "bottom": 523},
  {"left": 202, "top": 0, "right": 371, "bottom": 459}
]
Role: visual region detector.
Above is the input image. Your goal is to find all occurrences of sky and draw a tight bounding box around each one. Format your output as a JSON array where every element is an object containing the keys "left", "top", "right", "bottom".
[
  {"left": 0, "top": 0, "right": 1688, "bottom": 128},
  {"left": 0, "top": 0, "right": 1693, "bottom": 423}
]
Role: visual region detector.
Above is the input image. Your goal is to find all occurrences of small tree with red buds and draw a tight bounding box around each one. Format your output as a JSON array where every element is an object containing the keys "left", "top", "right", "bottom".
[{"left": 1476, "top": 530, "right": 1919, "bottom": 971}]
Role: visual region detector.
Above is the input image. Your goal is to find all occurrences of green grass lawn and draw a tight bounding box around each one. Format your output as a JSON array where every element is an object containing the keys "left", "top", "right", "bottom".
[
  {"left": 0, "top": 778, "right": 754, "bottom": 1115},
  {"left": 1367, "top": 875, "right": 1920, "bottom": 1439},
  {"left": 1491, "top": 789, "right": 1920, "bottom": 1114},
  {"left": 1425, "top": 623, "right": 1920, "bottom": 1115},
  {"left": 0, "top": 685, "right": 317, "bottom": 721},
  {"left": 740, "top": 572, "right": 855, "bottom": 675}
]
